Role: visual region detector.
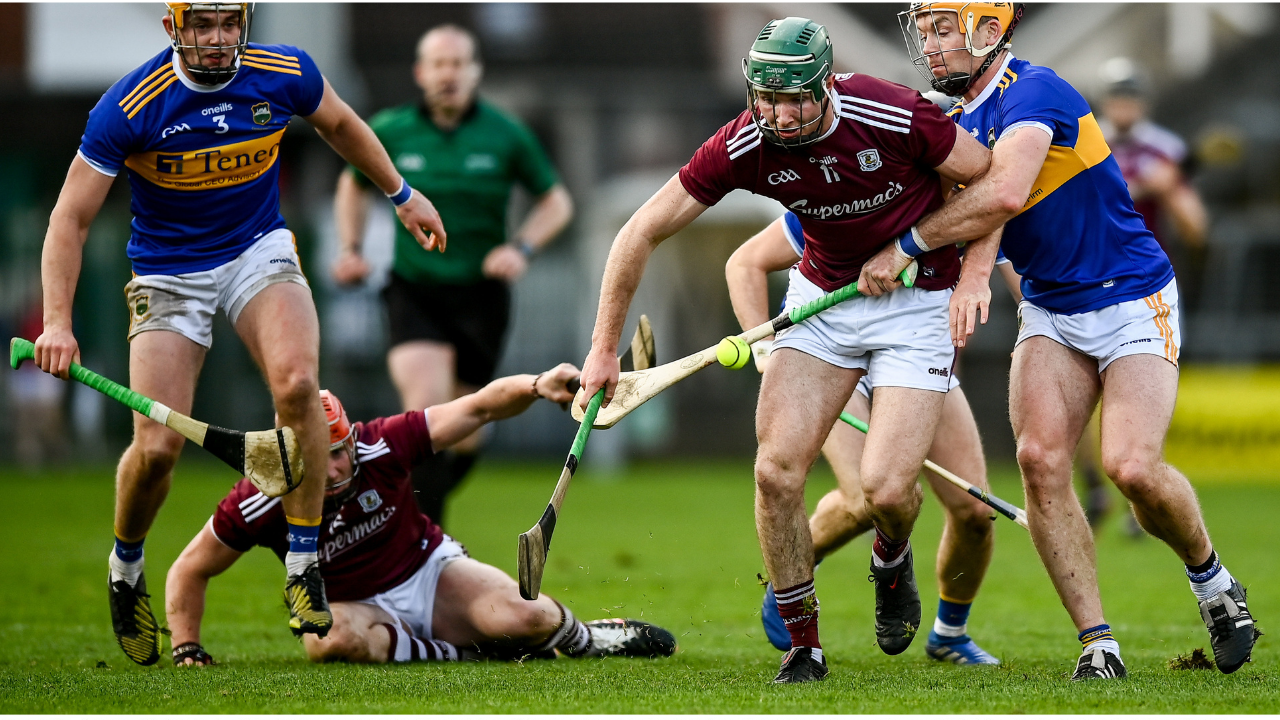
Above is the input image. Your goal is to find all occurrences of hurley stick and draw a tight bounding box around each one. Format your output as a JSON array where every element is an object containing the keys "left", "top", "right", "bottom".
[
  {"left": 9, "top": 337, "right": 303, "bottom": 498},
  {"left": 837, "top": 410, "right": 1029, "bottom": 529},
  {"left": 572, "top": 263, "right": 918, "bottom": 429},
  {"left": 518, "top": 389, "right": 603, "bottom": 600}
]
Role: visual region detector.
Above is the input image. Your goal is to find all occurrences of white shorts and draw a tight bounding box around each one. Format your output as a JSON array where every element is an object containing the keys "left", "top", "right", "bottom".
[
  {"left": 357, "top": 535, "right": 468, "bottom": 640},
  {"left": 124, "top": 228, "right": 309, "bottom": 348},
  {"left": 774, "top": 267, "right": 956, "bottom": 393},
  {"left": 1016, "top": 278, "right": 1181, "bottom": 371},
  {"left": 856, "top": 368, "right": 958, "bottom": 400}
]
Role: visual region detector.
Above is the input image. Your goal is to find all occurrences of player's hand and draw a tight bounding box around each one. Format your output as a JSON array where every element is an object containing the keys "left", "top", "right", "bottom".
[
  {"left": 579, "top": 345, "right": 620, "bottom": 410},
  {"left": 858, "top": 242, "right": 914, "bottom": 297},
  {"left": 482, "top": 244, "right": 529, "bottom": 283},
  {"left": 535, "top": 362, "right": 581, "bottom": 404},
  {"left": 33, "top": 325, "right": 79, "bottom": 380},
  {"left": 751, "top": 338, "right": 774, "bottom": 374},
  {"left": 331, "top": 249, "right": 371, "bottom": 286},
  {"left": 395, "top": 190, "right": 447, "bottom": 253},
  {"left": 949, "top": 270, "right": 991, "bottom": 348}
]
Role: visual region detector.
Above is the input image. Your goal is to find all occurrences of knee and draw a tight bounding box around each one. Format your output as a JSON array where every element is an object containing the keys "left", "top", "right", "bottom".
[
  {"left": 862, "top": 479, "right": 921, "bottom": 519},
  {"left": 271, "top": 366, "right": 319, "bottom": 413},
  {"left": 480, "top": 598, "right": 553, "bottom": 644},
  {"left": 128, "top": 427, "right": 184, "bottom": 477},
  {"left": 947, "top": 499, "right": 995, "bottom": 538},
  {"left": 1103, "top": 452, "right": 1161, "bottom": 501},
  {"left": 1015, "top": 438, "right": 1071, "bottom": 488},
  {"left": 754, "top": 454, "right": 806, "bottom": 503},
  {"left": 305, "top": 626, "right": 362, "bottom": 663}
]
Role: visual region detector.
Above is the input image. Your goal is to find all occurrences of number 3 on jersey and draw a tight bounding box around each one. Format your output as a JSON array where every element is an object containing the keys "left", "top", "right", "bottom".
[{"left": 213, "top": 115, "right": 229, "bottom": 134}]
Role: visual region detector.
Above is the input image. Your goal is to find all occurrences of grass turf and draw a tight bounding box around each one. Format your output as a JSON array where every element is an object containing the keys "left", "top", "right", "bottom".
[{"left": 0, "top": 458, "right": 1274, "bottom": 713}]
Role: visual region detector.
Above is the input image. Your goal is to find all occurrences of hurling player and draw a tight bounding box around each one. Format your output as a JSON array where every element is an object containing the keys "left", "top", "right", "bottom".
[
  {"left": 164, "top": 367, "right": 676, "bottom": 666},
  {"left": 32, "top": 2, "right": 446, "bottom": 665},
  {"left": 861, "top": 1, "right": 1259, "bottom": 679},
  {"left": 579, "top": 17, "right": 997, "bottom": 682}
]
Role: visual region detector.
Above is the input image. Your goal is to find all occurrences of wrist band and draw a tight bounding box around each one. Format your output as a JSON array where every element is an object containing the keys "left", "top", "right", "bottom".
[
  {"left": 896, "top": 226, "right": 930, "bottom": 258},
  {"left": 532, "top": 372, "right": 545, "bottom": 399},
  {"left": 515, "top": 242, "right": 535, "bottom": 259},
  {"left": 387, "top": 178, "right": 413, "bottom": 207}
]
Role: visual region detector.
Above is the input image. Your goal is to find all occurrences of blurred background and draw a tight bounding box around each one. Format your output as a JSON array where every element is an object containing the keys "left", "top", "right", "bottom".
[{"left": 2, "top": 2, "right": 1278, "bottom": 480}]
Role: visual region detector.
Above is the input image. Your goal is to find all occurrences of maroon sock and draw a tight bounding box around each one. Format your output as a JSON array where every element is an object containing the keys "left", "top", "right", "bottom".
[
  {"left": 774, "top": 579, "right": 821, "bottom": 649},
  {"left": 872, "top": 527, "right": 910, "bottom": 566}
]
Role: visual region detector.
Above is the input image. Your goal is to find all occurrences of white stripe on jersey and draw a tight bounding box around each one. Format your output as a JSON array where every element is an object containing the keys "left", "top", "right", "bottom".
[
  {"left": 845, "top": 96, "right": 913, "bottom": 119},
  {"left": 727, "top": 127, "right": 761, "bottom": 152},
  {"left": 239, "top": 492, "right": 271, "bottom": 514},
  {"left": 840, "top": 112, "right": 910, "bottom": 134},
  {"left": 729, "top": 135, "right": 762, "bottom": 160},
  {"left": 357, "top": 438, "right": 392, "bottom": 462},
  {"left": 241, "top": 494, "right": 281, "bottom": 523},
  {"left": 843, "top": 104, "right": 912, "bottom": 127},
  {"left": 728, "top": 124, "right": 757, "bottom": 142}
]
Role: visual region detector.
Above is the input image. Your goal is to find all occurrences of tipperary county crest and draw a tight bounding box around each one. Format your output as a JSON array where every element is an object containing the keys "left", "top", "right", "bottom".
[
  {"left": 357, "top": 489, "right": 383, "bottom": 512},
  {"left": 856, "top": 148, "right": 882, "bottom": 172},
  {"left": 251, "top": 102, "right": 272, "bottom": 125}
]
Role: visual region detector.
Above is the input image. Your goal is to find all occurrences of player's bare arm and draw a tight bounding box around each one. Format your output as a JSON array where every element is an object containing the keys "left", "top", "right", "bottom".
[
  {"left": 165, "top": 524, "right": 244, "bottom": 666},
  {"left": 949, "top": 229, "right": 1002, "bottom": 348},
  {"left": 482, "top": 185, "right": 574, "bottom": 282},
  {"left": 33, "top": 156, "right": 115, "bottom": 379},
  {"left": 331, "top": 170, "right": 372, "bottom": 285},
  {"left": 306, "top": 81, "right": 447, "bottom": 253},
  {"left": 724, "top": 218, "right": 798, "bottom": 373},
  {"left": 427, "top": 363, "right": 579, "bottom": 451},
  {"left": 857, "top": 126, "right": 991, "bottom": 296},
  {"left": 580, "top": 176, "right": 707, "bottom": 409}
]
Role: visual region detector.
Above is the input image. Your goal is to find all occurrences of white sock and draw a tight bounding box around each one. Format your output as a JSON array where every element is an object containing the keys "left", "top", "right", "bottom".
[
  {"left": 108, "top": 550, "right": 143, "bottom": 587},
  {"left": 536, "top": 603, "right": 591, "bottom": 656},
  {"left": 1190, "top": 565, "right": 1235, "bottom": 602},
  {"left": 806, "top": 647, "right": 824, "bottom": 663},
  {"left": 285, "top": 551, "right": 319, "bottom": 577},
  {"left": 1085, "top": 638, "right": 1121, "bottom": 658},
  {"left": 933, "top": 618, "right": 967, "bottom": 638},
  {"left": 381, "top": 622, "right": 462, "bottom": 662}
]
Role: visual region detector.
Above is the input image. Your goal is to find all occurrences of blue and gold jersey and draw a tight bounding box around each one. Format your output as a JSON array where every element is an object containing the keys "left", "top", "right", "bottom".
[
  {"left": 78, "top": 44, "right": 325, "bottom": 276},
  {"left": 949, "top": 56, "right": 1173, "bottom": 314}
]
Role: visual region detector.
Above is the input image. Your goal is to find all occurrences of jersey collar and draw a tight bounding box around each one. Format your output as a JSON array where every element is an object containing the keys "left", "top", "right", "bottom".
[
  {"left": 959, "top": 53, "right": 1014, "bottom": 115},
  {"left": 171, "top": 50, "right": 238, "bottom": 94}
]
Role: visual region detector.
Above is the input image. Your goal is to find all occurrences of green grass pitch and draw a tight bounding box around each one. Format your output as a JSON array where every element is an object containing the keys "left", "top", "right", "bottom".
[{"left": 0, "top": 458, "right": 1274, "bottom": 712}]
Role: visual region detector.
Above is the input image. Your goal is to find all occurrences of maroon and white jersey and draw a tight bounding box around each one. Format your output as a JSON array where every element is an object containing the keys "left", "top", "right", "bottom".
[
  {"left": 211, "top": 411, "right": 445, "bottom": 603},
  {"left": 679, "top": 74, "right": 960, "bottom": 292}
]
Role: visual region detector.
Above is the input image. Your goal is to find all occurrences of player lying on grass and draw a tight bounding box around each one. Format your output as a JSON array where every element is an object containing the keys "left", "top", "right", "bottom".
[
  {"left": 579, "top": 16, "right": 998, "bottom": 683},
  {"left": 860, "top": 1, "right": 1261, "bottom": 679},
  {"left": 729, "top": 212, "right": 1018, "bottom": 665},
  {"left": 164, "top": 367, "right": 676, "bottom": 666}
]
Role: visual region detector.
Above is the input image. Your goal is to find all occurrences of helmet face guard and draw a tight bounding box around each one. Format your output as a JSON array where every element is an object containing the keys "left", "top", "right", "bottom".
[
  {"left": 166, "top": 2, "right": 253, "bottom": 86},
  {"left": 899, "top": 2, "right": 1021, "bottom": 97},
  {"left": 743, "top": 17, "right": 834, "bottom": 149}
]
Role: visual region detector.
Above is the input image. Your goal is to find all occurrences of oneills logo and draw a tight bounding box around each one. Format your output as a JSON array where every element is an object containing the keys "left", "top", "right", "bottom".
[{"left": 123, "top": 129, "right": 285, "bottom": 191}]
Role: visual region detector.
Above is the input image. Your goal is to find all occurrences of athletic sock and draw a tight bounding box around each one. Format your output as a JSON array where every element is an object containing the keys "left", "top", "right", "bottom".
[
  {"left": 774, "top": 579, "right": 821, "bottom": 654},
  {"left": 872, "top": 527, "right": 910, "bottom": 569},
  {"left": 109, "top": 536, "right": 145, "bottom": 587},
  {"left": 379, "top": 622, "right": 463, "bottom": 662},
  {"left": 1079, "top": 624, "right": 1121, "bottom": 658},
  {"left": 932, "top": 597, "right": 972, "bottom": 643},
  {"left": 284, "top": 516, "right": 321, "bottom": 576},
  {"left": 535, "top": 602, "right": 592, "bottom": 656},
  {"left": 1186, "top": 549, "right": 1235, "bottom": 601}
]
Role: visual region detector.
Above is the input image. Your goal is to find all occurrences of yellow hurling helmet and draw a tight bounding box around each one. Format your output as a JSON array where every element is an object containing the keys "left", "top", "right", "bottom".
[
  {"left": 165, "top": 2, "right": 254, "bottom": 85},
  {"left": 899, "top": 2, "right": 1023, "bottom": 96}
]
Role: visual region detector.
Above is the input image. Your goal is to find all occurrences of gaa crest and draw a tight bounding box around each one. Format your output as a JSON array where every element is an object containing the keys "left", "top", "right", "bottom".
[
  {"left": 252, "top": 102, "right": 272, "bottom": 125},
  {"left": 357, "top": 489, "right": 383, "bottom": 512},
  {"left": 856, "top": 149, "right": 882, "bottom": 172}
]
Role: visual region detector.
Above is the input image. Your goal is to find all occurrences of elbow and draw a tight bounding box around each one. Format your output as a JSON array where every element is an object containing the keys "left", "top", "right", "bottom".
[{"left": 993, "top": 185, "right": 1028, "bottom": 219}]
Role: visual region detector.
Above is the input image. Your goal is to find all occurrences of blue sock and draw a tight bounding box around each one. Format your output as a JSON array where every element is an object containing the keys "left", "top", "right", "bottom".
[
  {"left": 1079, "top": 623, "right": 1121, "bottom": 657},
  {"left": 286, "top": 518, "right": 320, "bottom": 555},
  {"left": 931, "top": 598, "right": 972, "bottom": 644},
  {"left": 114, "top": 536, "right": 145, "bottom": 563}
]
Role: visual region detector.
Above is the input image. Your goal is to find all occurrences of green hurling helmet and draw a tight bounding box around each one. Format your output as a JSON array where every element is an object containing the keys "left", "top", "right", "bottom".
[{"left": 742, "top": 17, "right": 834, "bottom": 148}]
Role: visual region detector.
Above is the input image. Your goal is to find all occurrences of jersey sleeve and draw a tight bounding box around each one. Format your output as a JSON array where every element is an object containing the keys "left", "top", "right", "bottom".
[
  {"left": 286, "top": 46, "right": 326, "bottom": 117},
  {"left": 678, "top": 120, "right": 753, "bottom": 207},
  {"left": 996, "top": 77, "right": 1076, "bottom": 145},
  {"left": 906, "top": 92, "right": 959, "bottom": 169},
  {"left": 77, "top": 92, "right": 134, "bottom": 177},
  {"left": 210, "top": 480, "right": 280, "bottom": 552},
  {"left": 510, "top": 121, "right": 560, "bottom": 196},
  {"left": 359, "top": 411, "right": 432, "bottom": 477},
  {"left": 782, "top": 212, "right": 805, "bottom": 257}
]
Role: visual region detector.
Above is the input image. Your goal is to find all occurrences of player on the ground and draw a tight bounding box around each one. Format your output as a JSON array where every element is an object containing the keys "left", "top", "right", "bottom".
[
  {"left": 332, "top": 24, "right": 574, "bottom": 528},
  {"left": 32, "top": 2, "right": 447, "bottom": 665},
  {"left": 577, "top": 17, "right": 995, "bottom": 683},
  {"left": 731, "top": 212, "right": 1009, "bottom": 665},
  {"left": 860, "top": 1, "right": 1260, "bottom": 679},
  {"left": 165, "top": 369, "right": 676, "bottom": 666}
]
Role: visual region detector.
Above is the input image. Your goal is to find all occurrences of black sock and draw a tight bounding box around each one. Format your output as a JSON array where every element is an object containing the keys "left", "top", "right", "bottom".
[{"left": 1186, "top": 549, "right": 1218, "bottom": 576}]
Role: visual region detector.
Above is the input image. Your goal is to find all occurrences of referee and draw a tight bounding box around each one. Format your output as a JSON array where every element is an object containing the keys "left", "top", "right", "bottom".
[{"left": 332, "top": 24, "right": 573, "bottom": 526}]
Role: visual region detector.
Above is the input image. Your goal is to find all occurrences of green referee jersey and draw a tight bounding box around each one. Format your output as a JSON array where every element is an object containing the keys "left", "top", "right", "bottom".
[{"left": 352, "top": 99, "right": 560, "bottom": 284}]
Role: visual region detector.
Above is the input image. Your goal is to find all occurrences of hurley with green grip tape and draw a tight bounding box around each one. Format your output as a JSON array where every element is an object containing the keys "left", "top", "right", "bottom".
[
  {"left": 836, "top": 410, "right": 1029, "bottom": 529},
  {"left": 9, "top": 337, "right": 303, "bottom": 498}
]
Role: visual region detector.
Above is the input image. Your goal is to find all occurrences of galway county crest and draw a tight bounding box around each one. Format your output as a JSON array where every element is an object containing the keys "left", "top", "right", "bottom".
[
  {"left": 252, "top": 102, "right": 272, "bottom": 125},
  {"left": 857, "top": 148, "right": 882, "bottom": 172}
]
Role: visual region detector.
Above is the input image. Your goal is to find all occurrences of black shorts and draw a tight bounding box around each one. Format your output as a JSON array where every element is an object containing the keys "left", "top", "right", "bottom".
[{"left": 382, "top": 273, "right": 511, "bottom": 387}]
